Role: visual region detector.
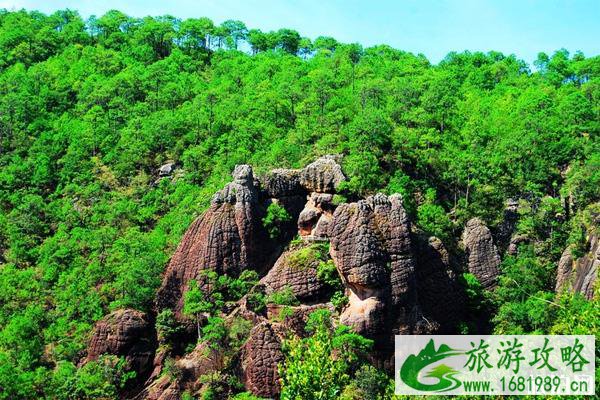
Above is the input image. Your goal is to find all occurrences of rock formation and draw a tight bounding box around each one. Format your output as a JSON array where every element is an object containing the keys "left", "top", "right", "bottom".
[
  {"left": 104, "top": 157, "right": 506, "bottom": 399},
  {"left": 240, "top": 322, "right": 286, "bottom": 398},
  {"left": 556, "top": 234, "right": 598, "bottom": 300},
  {"left": 155, "top": 165, "right": 271, "bottom": 316},
  {"left": 414, "top": 235, "right": 465, "bottom": 332},
  {"left": 328, "top": 193, "right": 424, "bottom": 340},
  {"left": 85, "top": 309, "right": 156, "bottom": 381},
  {"left": 297, "top": 193, "right": 335, "bottom": 239},
  {"left": 261, "top": 242, "right": 332, "bottom": 304},
  {"left": 299, "top": 155, "right": 345, "bottom": 193},
  {"left": 462, "top": 218, "right": 501, "bottom": 290}
]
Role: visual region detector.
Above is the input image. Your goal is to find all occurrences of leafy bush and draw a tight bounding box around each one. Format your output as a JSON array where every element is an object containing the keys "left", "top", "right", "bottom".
[
  {"left": 287, "top": 242, "right": 329, "bottom": 270},
  {"left": 316, "top": 259, "right": 342, "bottom": 290},
  {"left": 330, "top": 290, "right": 348, "bottom": 312},
  {"left": 265, "top": 286, "right": 299, "bottom": 306},
  {"left": 202, "top": 317, "right": 228, "bottom": 350},
  {"left": 280, "top": 310, "right": 373, "bottom": 400},
  {"left": 416, "top": 189, "right": 453, "bottom": 242},
  {"left": 262, "top": 202, "right": 292, "bottom": 239}
]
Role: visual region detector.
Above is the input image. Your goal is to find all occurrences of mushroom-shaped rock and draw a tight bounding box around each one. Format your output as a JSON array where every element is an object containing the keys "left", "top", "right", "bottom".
[
  {"left": 85, "top": 309, "right": 156, "bottom": 380},
  {"left": 261, "top": 243, "right": 332, "bottom": 303},
  {"left": 462, "top": 218, "right": 501, "bottom": 290},
  {"left": 240, "top": 322, "right": 285, "bottom": 398},
  {"left": 329, "top": 193, "right": 422, "bottom": 337},
  {"left": 300, "top": 155, "right": 345, "bottom": 193},
  {"left": 155, "top": 165, "right": 270, "bottom": 317}
]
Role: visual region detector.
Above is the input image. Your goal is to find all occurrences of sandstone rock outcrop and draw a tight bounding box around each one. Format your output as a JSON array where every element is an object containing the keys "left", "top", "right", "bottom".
[
  {"left": 133, "top": 157, "right": 481, "bottom": 399},
  {"left": 261, "top": 242, "right": 332, "bottom": 304},
  {"left": 328, "top": 193, "right": 423, "bottom": 338},
  {"left": 155, "top": 165, "right": 271, "bottom": 316},
  {"left": 259, "top": 168, "right": 303, "bottom": 198},
  {"left": 462, "top": 218, "right": 501, "bottom": 290},
  {"left": 555, "top": 247, "right": 574, "bottom": 293},
  {"left": 507, "top": 234, "right": 529, "bottom": 256},
  {"left": 258, "top": 155, "right": 345, "bottom": 197},
  {"left": 298, "top": 193, "right": 335, "bottom": 239},
  {"left": 556, "top": 234, "right": 598, "bottom": 300},
  {"left": 299, "top": 155, "right": 345, "bottom": 193},
  {"left": 240, "top": 322, "right": 285, "bottom": 398},
  {"left": 85, "top": 309, "right": 156, "bottom": 380}
]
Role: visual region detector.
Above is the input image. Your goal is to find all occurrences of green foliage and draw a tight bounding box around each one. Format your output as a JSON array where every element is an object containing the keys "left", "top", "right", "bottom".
[
  {"left": 339, "top": 364, "right": 389, "bottom": 400},
  {"left": 156, "top": 309, "right": 181, "bottom": 345},
  {"left": 231, "top": 392, "right": 267, "bottom": 400},
  {"left": 416, "top": 189, "right": 454, "bottom": 242},
  {"left": 265, "top": 286, "right": 299, "bottom": 306},
  {"left": 492, "top": 248, "right": 556, "bottom": 333},
  {"left": 163, "top": 357, "right": 183, "bottom": 382},
  {"left": 202, "top": 317, "right": 228, "bottom": 350},
  {"left": 228, "top": 317, "right": 253, "bottom": 349},
  {"left": 550, "top": 292, "right": 600, "bottom": 336},
  {"left": 330, "top": 291, "right": 349, "bottom": 312},
  {"left": 183, "top": 271, "right": 260, "bottom": 340},
  {"left": 317, "top": 259, "right": 343, "bottom": 290},
  {"left": 262, "top": 202, "right": 292, "bottom": 239},
  {"left": 287, "top": 242, "right": 329, "bottom": 270},
  {"left": 460, "top": 273, "right": 487, "bottom": 312},
  {"left": 280, "top": 310, "right": 373, "bottom": 400}
]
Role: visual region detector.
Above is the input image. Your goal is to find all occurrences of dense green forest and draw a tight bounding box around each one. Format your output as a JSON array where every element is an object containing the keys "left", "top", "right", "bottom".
[{"left": 0, "top": 8, "right": 598, "bottom": 399}]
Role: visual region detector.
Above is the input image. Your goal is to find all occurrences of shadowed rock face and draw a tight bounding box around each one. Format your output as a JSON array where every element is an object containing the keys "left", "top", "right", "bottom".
[
  {"left": 298, "top": 193, "right": 334, "bottom": 239},
  {"left": 260, "top": 168, "right": 303, "bottom": 198},
  {"left": 462, "top": 218, "right": 501, "bottom": 290},
  {"left": 414, "top": 236, "right": 465, "bottom": 332},
  {"left": 155, "top": 165, "right": 270, "bottom": 316},
  {"left": 85, "top": 309, "right": 156, "bottom": 380},
  {"left": 328, "top": 193, "right": 423, "bottom": 338},
  {"left": 556, "top": 234, "right": 598, "bottom": 300},
  {"left": 240, "top": 322, "right": 285, "bottom": 398}
]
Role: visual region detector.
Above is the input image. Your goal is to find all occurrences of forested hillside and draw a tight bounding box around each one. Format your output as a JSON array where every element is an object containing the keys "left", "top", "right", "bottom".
[{"left": 0, "top": 9, "right": 598, "bottom": 399}]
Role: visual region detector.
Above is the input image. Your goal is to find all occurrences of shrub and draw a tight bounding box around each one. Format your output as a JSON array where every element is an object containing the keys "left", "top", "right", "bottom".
[
  {"left": 262, "top": 202, "right": 292, "bottom": 239},
  {"left": 202, "top": 317, "right": 228, "bottom": 350},
  {"left": 280, "top": 310, "right": 373, "bottom": 400},
  {"left": 265, "top": 286, "right": 299, "bottom": 306},
  {"left": 317, "top": 259, "right": 342, "bottom": 290}
]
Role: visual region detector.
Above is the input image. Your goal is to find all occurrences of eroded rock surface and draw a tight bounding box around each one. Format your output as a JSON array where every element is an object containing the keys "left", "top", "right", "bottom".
[
  {"left": 261, "top": 243, "right": 331, "bottom": 303},
  {"left": 85, "top": 309, "right": 156, "bottom": 380},
  {"left": 260, "top": 168, "right": 303, "bottom": 198},
  {"left": 298, "top": 193, "right": 335, "bottom": 239},
  {"left": 240, "top": 322, "right": 285, "bottom": 398},
  {"left": 556, "top": 247, "right": 574, "bottom": 293},
  {"left": 462, "top": 218, "right": 501, "bottom": 290},
  {"left": 556, "top": 234, "right": 598, "bottom": 300},
  {"left": 299, "top": 155, "right": 345, "bottom": 193},
  {"left": 329, "top": 193, "right": 422, "bottom": 338},
  {"left": 156, "top": 165, "right": 270, "bottom": 316}
]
